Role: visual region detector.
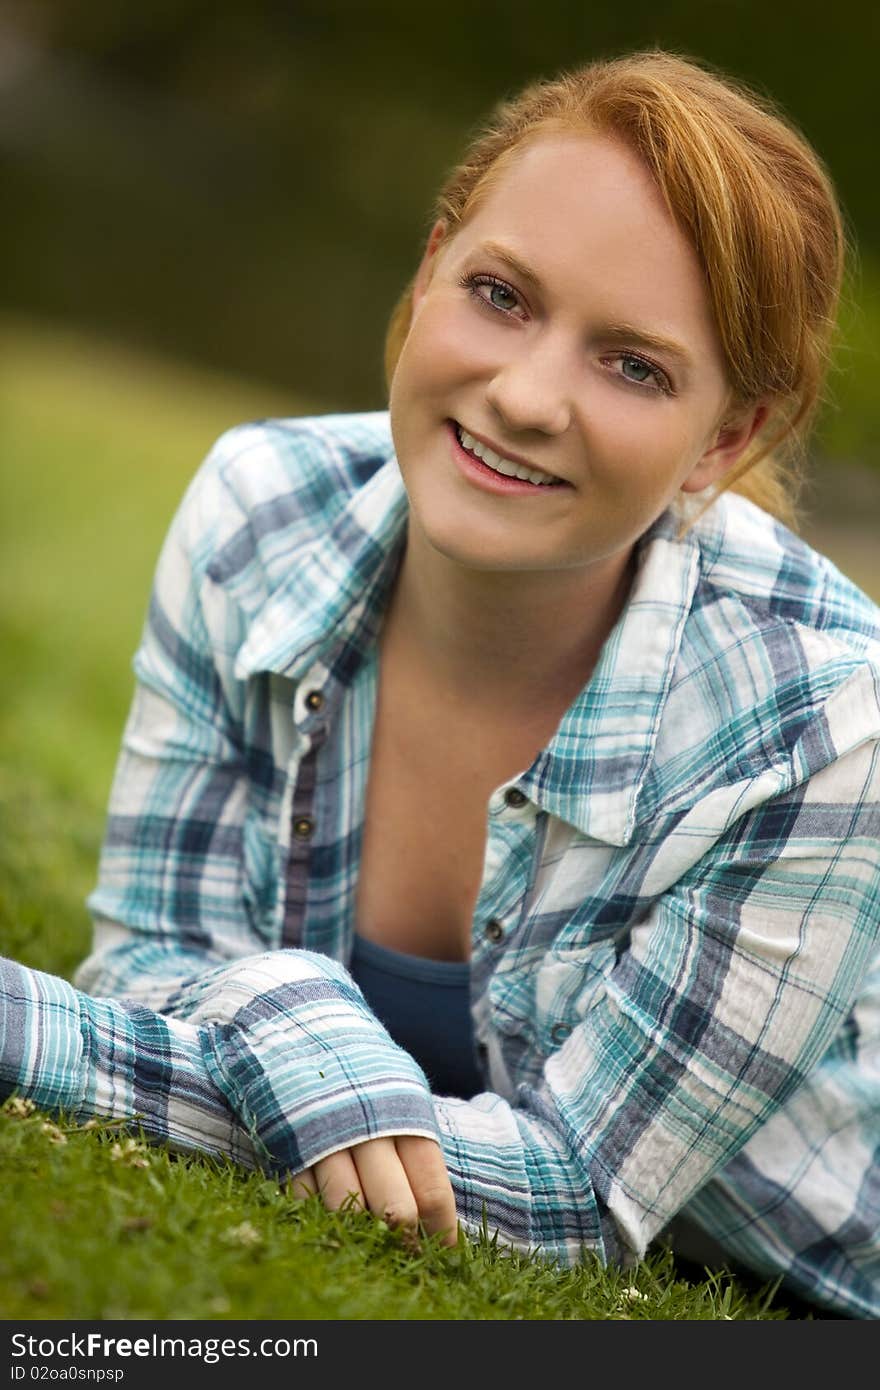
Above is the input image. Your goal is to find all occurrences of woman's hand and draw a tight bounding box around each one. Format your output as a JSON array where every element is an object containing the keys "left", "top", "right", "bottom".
[{"left": 289, "top": 1135, "right": 458, "bottom": 1247}]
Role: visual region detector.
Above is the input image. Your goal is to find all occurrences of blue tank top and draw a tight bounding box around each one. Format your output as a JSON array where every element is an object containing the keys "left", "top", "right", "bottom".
[{"left": 349, "top": 934, "right": 484, "bottom": 1099}]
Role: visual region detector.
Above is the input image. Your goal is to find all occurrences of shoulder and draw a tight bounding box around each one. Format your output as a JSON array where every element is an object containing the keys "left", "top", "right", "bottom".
[
  {"left": 207, "top": 411, "right": 394, "bottom": 511},
  {"left": 651, "top": 493, "right": 880, "bottom": 797},
  {"left": 166, "top": 411, "right": 395, "bottom": 580},
  {"left": 689, "top": 491, "right": 880, "bottom": 658},
  {"left": 138, "top": 411, "right": 398, "bottom": 710}
]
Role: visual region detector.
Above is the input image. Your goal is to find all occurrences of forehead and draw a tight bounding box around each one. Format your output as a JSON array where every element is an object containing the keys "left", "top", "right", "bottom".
[{"left": 447, "top": 133, "right": 719, "bottom": 348}]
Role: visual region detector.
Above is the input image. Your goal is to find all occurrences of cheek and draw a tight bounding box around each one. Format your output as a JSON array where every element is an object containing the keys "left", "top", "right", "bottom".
[
  {"left": 587, "top": 400, "right": 701, "bottom": 489},
  {"left": 398, "top": 301, "right": 493, "bottom": 392}
]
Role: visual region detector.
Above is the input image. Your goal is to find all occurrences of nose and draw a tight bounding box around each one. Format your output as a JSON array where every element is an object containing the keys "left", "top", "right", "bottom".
[{"left": 484, "top": 337, "right": 573, "bottom": 437}]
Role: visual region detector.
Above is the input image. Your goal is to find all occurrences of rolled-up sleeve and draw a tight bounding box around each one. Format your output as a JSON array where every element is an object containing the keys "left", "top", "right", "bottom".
[
  {"left": 81, "top": 428, "right": 260, "bottom": 959},
  {"left": 1, "top": 947, "right": 439, "bottom": 1170},
  {"left": 16, "top": 425, "right": 439, "bottom": 1172}
]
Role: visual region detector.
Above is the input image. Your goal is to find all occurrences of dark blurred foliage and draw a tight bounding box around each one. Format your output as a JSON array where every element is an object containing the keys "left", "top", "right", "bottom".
[{"left": 2, "top": 0, "right": 877, "bottom": 407}]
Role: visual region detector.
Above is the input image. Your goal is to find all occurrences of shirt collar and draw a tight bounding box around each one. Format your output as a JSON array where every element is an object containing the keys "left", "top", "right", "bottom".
[
  {"left": 235, "top": 453, "right": 408, "bottom": 682},
  {"left": 236, "top": 457, "right": 702, "bottom": 848},
  {"left": 519, "top": 509, "right": 701, "bottom": 844}
]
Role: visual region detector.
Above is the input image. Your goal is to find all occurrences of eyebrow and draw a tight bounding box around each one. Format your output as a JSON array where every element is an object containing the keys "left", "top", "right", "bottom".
[
  {"left": 600, "top": 321, "right": 695, "bottom": 373},
  {"left": 478, "top": 240, "right": 546, "bottom": 293},
  {"left": 475, "top": 239, "right": 696, "bottom": 372}
]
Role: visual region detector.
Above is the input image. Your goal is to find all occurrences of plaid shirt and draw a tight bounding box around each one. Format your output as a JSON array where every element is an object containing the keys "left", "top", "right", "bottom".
[{"left": 3, "top": 413, "right": 879, "bottom": 1317}]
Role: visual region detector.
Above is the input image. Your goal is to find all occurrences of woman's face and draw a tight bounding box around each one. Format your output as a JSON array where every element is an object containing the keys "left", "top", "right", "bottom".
[{"left": 389, "top": 132, "right": 763, "bottom": 580}]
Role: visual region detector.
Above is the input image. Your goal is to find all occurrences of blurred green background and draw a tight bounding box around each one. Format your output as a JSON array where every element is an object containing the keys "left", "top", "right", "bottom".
[
  {"left": 1, "top": 1, "right": 879, "bottom": 415},
  {"left": 1, "top": 3, "right": 878, "bottom": 982},
  {"left": 3, "top": 3, "right": 878, "bottom": 588}
]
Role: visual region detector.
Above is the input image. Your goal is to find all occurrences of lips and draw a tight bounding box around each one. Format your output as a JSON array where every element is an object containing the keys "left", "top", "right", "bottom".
[{"left": 453, "top": 422, "right": 566, "bottom": 486}]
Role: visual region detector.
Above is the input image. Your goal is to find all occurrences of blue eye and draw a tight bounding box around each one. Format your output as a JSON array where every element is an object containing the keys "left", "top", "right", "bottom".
[
  {"left": 486, "top": 283, "right": 518, "bottom": 312},
  {"left": 621, "top": 355, "right": 654, "bottom": 384},
  {"left": 613, "top": 353, "right": 671, "bottom": 394},
  {"left": 459, "top": 272, "right": 523, "bottom": 317}
]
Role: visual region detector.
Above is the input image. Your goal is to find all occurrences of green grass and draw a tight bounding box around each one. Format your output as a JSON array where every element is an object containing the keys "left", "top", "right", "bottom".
[
  {"left": 0, "top": 1103, "right": 788, "bottom": 1321},
  {"left": 0, "top": 314, "right": 814, "bottom": 1320}
]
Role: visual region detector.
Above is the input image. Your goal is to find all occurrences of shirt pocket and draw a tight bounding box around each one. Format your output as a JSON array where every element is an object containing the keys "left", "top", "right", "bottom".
[{"left": 241, "top": 809, "right": 281, "bottom": 946}]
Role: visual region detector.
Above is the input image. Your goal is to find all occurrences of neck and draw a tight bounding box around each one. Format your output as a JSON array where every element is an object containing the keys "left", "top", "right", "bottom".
[{"left": 384, "top": 517, "right": 636, "bottom": 715}]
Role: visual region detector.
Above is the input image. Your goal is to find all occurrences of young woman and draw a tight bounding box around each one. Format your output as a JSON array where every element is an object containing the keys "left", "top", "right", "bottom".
[{"left": 2, "top": 50, "right": 878, "bottom": 1318}]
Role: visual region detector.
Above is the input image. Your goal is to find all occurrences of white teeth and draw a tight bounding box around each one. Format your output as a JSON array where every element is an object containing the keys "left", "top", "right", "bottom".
[
  {"left": 485, "top": 448, "right": 517, "bottom": 477},
  {"left": 457, "top": 426, "right": 559, "bottom": 485}
]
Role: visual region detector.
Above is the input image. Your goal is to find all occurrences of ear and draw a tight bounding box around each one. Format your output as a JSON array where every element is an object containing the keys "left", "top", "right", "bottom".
[
  {"left": 680, "top": 402, "right": 770, "bottom": 494},
  {"left": 412, "top": 219, "right": 449, "bottom": 310}
]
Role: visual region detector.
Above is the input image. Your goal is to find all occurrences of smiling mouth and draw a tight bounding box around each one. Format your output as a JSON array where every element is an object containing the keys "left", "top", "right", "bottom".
[{"left": 454, "top": 422, "right": 566, "bottom": 486}]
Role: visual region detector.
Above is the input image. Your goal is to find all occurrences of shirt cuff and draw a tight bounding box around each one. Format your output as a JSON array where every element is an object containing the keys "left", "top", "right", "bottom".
[
  {"left": 433, "top": 1087, "right": 607, "bottom": 1266},
  {"left": 200, "top": 950, "right": 441, "bottom": 1174}
]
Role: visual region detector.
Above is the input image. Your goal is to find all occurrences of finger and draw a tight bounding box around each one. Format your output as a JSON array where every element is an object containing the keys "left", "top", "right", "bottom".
[
  {"left": 395, "top": 1136, "right": 458, "bottom": 1246},
  {"left": 350, "top": 1136, "right": 419, "bottom": 1232},
  {"left": 313, "top": 1148, "right": 366, "bottom": 1213},
  {"left": 285, "top": 1167, "right": 318, "bottom": 1200}
]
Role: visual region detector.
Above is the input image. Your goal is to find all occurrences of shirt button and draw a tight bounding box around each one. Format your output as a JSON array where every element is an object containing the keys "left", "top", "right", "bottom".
[
  {"left": 484, "top": 919, "right": 504, "bottom": 944},
  {"left": 504, "top": 786, "right": 528, "bottom": 808},
  {"left": 293, "top": 816, "right": 315, "bottom": 839},
  {"left": 304, "top": 690, "right": 324, "bottom": 711},
  {"left": 550, "top": 1022, "right": 572, "bottom": 1045}
]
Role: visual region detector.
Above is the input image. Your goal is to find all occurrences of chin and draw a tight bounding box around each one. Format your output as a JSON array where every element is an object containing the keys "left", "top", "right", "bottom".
[
  {"left": 421, "top": 523, "right": 557, "bottom": 574},
  {"left": 424, "top": 533, "right": 503, "bottom": 571}
]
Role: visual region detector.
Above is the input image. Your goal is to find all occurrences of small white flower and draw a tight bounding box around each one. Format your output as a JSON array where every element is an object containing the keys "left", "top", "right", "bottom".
[
  {"left": 2, "top": 1097, "right": 36, "bottom": 1118},
  {"left": 223, "top": 1221, "right": 263, "bottom": 1248},
  {"left": 622, "top": 1286, "right": 648, "bottom": 1302},
  {"left": 109, "top": 1138, "right": 151, "bottom": 1167},
  {"left": 40, "top": 1121, "right": 68, "bottom": 1145}
]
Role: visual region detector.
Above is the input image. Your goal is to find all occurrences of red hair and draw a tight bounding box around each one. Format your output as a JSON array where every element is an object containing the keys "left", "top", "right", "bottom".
[{"left": 384, "top": 51, "right": 847, "bottom": 527}]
